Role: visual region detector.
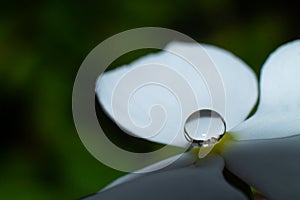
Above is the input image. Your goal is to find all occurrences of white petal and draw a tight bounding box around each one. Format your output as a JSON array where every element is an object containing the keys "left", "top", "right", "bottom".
[
  {"left": 96, "top": 41, "right": 258, "bottom": 147},
  {"left": 101, "top": 151, "right": 197, "bottom": 192},
  {"left": 91, "top": 155, "right": 249, "bottom": 200},
  {"left": 222, "top": 135, "right": 300, "bottom": 199},
  {"left": 232, "top": 40, "right": 300, "bottom": 140}
]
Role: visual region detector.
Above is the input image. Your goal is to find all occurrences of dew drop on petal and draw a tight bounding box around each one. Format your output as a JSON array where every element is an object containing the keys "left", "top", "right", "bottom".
[{"left": 184, "top": 109, "right": 226, "bottom": 158}]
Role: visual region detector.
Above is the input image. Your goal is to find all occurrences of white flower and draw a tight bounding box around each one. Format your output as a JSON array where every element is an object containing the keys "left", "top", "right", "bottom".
[{"left": 92, "top": 40, "right": 300, "bottom": 200}]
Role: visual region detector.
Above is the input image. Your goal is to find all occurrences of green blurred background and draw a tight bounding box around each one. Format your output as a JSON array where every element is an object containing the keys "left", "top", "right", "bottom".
[{"left": 1, "top": 0, "right": 299, "bottom": 199}]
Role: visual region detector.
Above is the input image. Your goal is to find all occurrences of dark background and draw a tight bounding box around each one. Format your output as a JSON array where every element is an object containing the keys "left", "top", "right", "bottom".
[{"left": 1, "top": 0, "right": 299, "bottom": 199}]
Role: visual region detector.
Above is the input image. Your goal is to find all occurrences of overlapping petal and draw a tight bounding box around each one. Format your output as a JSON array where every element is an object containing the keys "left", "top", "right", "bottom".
[
  {"left": 223, "top": 40, "right": 300, "bottom": 199},
  {"left": 232, "top": 40, "right": 300, "bottom": 140},
  {"left": 85, "top": 155, "right": 249, "bottom": 200},
  {"left": 101, "top": 151, "right": 197, "bottom": 191},
  {"left": 222, "top": 135, "right": 300, "bottom": 200},
  {"left": 96, "top": 42, "right": 258, "bottom": 147},
  {"left": 95, "top": 40, "right": 300, "bottom": 199}
]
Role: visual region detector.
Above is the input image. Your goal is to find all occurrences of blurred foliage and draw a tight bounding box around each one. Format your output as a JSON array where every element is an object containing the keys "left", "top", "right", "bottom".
[{"left": 0, "top": 0, "right": 299, "bottom": 199}]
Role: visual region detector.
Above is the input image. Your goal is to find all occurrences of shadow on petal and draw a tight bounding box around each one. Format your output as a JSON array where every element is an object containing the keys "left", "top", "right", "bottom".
[
  {"left": 222, "top": 135, "right": 300, "bottom": 200},
  {"left": 84, "top": 155, "right": 250, "bottom": 200}
]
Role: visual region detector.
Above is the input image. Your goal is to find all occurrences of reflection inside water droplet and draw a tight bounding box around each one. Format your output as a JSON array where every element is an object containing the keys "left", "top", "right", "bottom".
[{"left": 184, "top": 109, "right": 226, "bottom": 148}]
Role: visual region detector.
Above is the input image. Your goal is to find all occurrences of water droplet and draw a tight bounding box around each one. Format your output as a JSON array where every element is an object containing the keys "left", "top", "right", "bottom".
[{"left": 184, "top": 109, "right": 226, "bottom": 148}]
